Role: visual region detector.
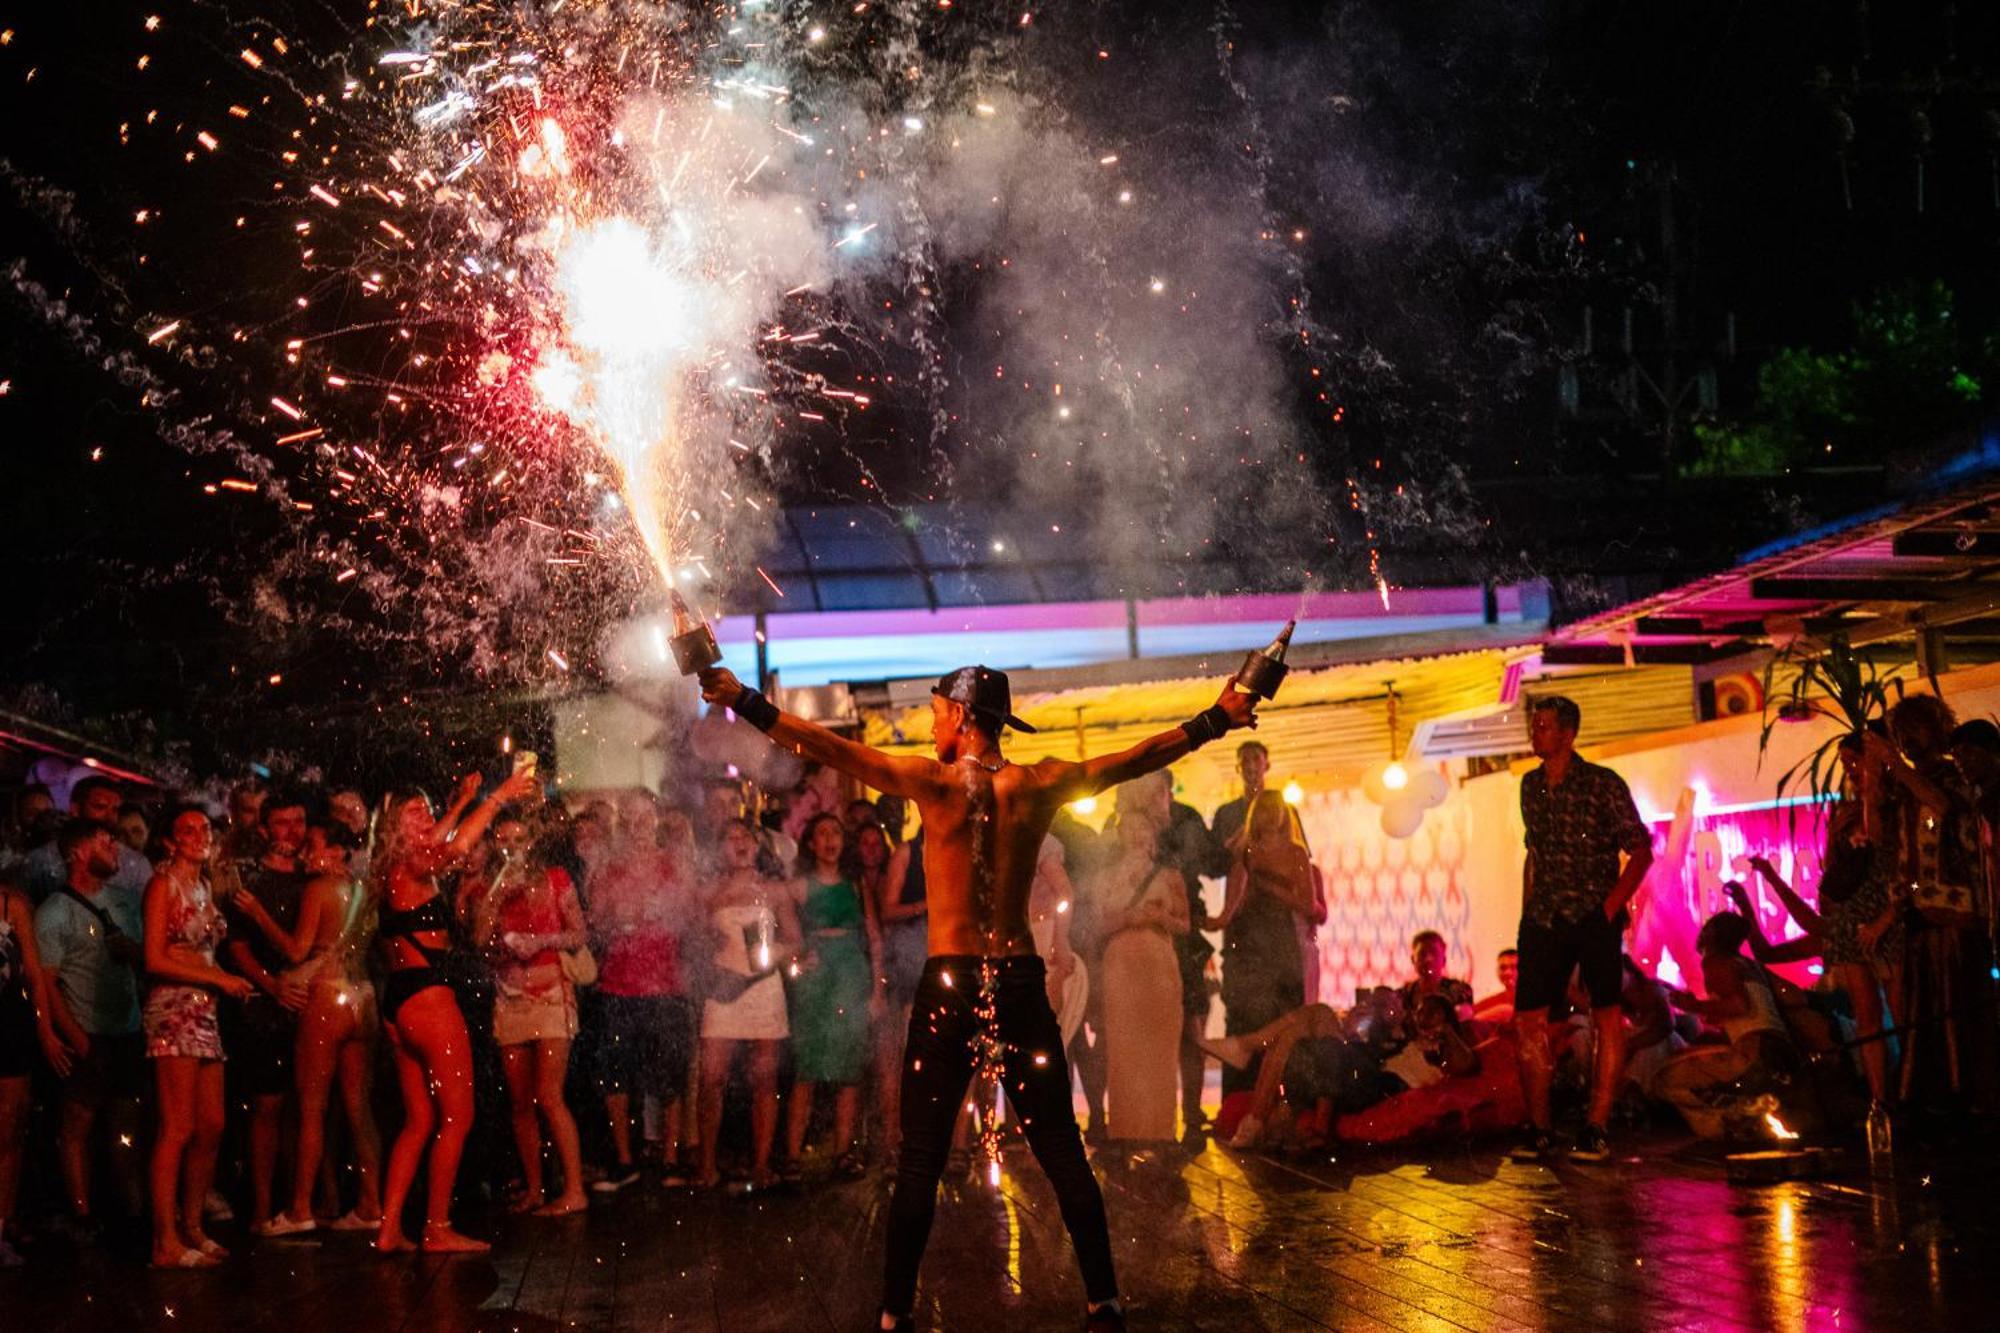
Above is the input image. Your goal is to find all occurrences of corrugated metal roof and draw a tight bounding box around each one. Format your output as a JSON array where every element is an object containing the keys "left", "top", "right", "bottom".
[{"left": 861, "top": 648, "right": 1694, "bottom": 789}]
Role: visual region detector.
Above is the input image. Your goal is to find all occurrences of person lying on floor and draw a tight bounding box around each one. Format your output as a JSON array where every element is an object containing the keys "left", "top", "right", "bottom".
[
  {"left": 1199, "top": 989, "right": 1401, "bottom": 1149},
  {"left": 1206, "top": 989, "right": 1526, "bottom": 1149},
  {"left": 1655, "top": 912, "right": 1803, "bottom": 1138}
]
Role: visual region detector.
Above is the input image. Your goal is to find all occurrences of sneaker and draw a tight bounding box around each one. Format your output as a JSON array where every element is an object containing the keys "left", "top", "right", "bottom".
[
  {"left": 591, "top": 1166, "right": 641, "bottom": 1194},
  {"left": 1570, "top": 1124, "right": 1611, "bottom": 1162},
  {"left": 253, "top": 1213, "right": 318, "bottom": 1238},
  {"left": 1508, "top": 1126, "right": 1557, "bottom": 1162}
]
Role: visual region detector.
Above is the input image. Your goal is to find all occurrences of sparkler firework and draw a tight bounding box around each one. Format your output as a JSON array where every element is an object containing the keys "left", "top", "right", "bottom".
[{"left": 6, "top": 2, "right": 1396, "bottom": 703}]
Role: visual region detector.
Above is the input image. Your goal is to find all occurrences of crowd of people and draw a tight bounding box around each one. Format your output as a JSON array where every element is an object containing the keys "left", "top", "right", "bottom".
[
  {"left": 1186, "top": 692, "right": 2000, "bottom": 1163},
  {"left": 0, "top": 685, "right": 1995, "bottom": 1275}
]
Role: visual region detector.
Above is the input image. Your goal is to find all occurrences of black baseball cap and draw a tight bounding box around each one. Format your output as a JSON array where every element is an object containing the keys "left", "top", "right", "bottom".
[{"left": 932, "top": 665, "right": 1037, "bottom": 734}]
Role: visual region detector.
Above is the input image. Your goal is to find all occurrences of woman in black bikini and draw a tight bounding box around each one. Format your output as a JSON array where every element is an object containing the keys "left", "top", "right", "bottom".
[{"left": 371, "top": 771, "right": 535, "bottom": 1254}]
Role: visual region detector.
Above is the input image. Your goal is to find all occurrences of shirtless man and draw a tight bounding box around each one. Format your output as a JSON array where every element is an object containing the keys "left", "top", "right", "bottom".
[{"left": 700, "top": 663, "right": 1256, "bottom": 1333}]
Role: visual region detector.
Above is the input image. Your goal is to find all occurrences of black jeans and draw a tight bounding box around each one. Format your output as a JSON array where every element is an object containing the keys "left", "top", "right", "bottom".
[{"left": 883, "top": 955, "right": 1118, "bottom": 1316}]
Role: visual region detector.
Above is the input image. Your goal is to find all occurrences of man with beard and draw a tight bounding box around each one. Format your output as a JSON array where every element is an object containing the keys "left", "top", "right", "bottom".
[
  {"left": 221, "top": 791, "right": 315, "bottom": 1234},
  {"left": 18, "top": 777, "right": 153, "bottom": 906},
  {"left": 35, "top": 819, "right": 147, "bottom": 1236}
]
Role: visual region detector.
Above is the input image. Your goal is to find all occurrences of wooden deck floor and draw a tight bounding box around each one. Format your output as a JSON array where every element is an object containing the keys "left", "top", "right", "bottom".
[{"left": 12, "top": 1134, "right": 1996, "bottom": 1331}]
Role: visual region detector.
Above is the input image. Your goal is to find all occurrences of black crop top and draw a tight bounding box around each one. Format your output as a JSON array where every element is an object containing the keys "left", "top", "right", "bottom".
[{"left": 378, "top": 894, "right": 453, "bottom": 964}]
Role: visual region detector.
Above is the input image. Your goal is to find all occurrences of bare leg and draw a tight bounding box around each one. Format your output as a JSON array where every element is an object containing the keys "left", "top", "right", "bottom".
[
  {"left": 149, "top": 1058, "right": 200, "bottom": 1265},
  {"left": 785, "top": 1079, "right": 816, "bottom": 1162},
  {"left": 183, "top": 1063, "right": 228, "bottom": 1255},
  {"left": 659, "top": 1097, "right": 683, "bottom": 1169},
  {"left": 748, "top": 1041, "right": 780, "bottom": 1186},
  {"left": 102, "top": 1089, "right": 145, "bottom": 1219},
  {"left": 1072, "top": 1020, "right": 1107, "bottom": 1133},
  {"left": 1587, "top": 1006, "right": 1624, "bottom": 1130},
  {"left": 335, "top": 1033, "right": 383, "bottom": 1218},
  {"left": 1516, "top": 1009, "right": 1554, "bottom": 1130},
  {"left": 376, "top": 1021, "right": 432, "bottom": 1252},
  {"left": 696, "top": 1038, "right": 736, "bottom": 1186},
  {"left": 533, "top": 1039, "right": 588, "bottom": 1214},
  {"left": 1180, "top": 1015, "right": 1208, "bottom": 1132},
  {"left": 288, "top": 998, "right": 346, "bottom": 1220},
  {"left": 55, "top": 1097, "right": 95, "bottom": 1220},
  {"left": 1837, "top": 962, "right": 1890, "bottom": 1105},
  {"left": 832, "top": 1084, "right": 859, "bottom": 1156},
  {"left": 409, "top": 995, "right": 482, "bottom": 1251},
  {"left": 248, "top": 1092, "right": 285, "bottom": 1226},
  {"left": 501, "top": 1043, "right": 543, "bottom": 1209},
  {"left": 605, "top": 1091, "right": 635, "bottom": 1168}
]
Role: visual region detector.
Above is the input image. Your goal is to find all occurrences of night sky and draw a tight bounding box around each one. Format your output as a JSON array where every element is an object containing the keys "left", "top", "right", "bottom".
[{"left": 2, "top": 1, "right": 1995, "bottom": 779}]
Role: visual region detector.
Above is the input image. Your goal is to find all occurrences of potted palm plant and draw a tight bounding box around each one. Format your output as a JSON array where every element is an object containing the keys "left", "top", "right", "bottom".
[{"left": 1759, "top": 633, "right": 1904, "bottom": 815}]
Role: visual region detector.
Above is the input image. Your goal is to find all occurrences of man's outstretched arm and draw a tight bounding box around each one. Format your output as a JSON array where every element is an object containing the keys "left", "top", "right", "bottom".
[
  {"left": 700, "top": 667, "right": 942, "bottom": 801},
  {"left": 1053, "top": 679, "right": 1259, "bottom": 800}
]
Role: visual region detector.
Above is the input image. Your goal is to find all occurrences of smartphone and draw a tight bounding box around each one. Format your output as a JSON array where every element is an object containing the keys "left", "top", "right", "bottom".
[{"left": 512, "top": 750, "right": 539, "bottom": 779}]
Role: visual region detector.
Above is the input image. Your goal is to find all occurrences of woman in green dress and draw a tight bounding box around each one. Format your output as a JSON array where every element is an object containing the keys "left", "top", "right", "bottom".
[{"left": 783, "top": 814, "right": 884, "bottom": 1179}]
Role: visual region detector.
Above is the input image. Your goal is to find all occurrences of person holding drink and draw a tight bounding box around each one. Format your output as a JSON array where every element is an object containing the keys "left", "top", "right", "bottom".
[{"left": 693, "top": 820, "right": 801, "bottom": 1193}]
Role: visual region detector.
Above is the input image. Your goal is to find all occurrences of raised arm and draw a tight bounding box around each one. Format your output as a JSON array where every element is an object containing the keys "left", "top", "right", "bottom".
[
  {"left": 701, "top": 667, "right": 945, "bottom": 801},
  {"left": 1057, "top": 681, "right": 1259, "bottom": 801},
  {"left": 441, "top": 770, "right": 540, "bottom": 862},
  {"left": 1866, "top": 732, "right": 1957, "bottom": 815},
  {"left": 1747, "top": 856, "right": 1823, "bottom": 935}
]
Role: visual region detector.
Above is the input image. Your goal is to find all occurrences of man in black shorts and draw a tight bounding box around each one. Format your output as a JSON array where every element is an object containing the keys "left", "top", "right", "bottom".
[
  {"left": 222, "top": 791, "right": 312, "bottom": 1233},
  {"left": 1513, "top": 696, "right": 1652, "bottom": 1161}
]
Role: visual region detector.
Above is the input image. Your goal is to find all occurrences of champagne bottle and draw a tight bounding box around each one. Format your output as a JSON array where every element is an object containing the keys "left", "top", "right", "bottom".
[
  {"left": 667, "top": 587, "right": 722, "bottom": 676},
  {"left": 1236, "top": 620, "right": 1295, "bottom": 699}
]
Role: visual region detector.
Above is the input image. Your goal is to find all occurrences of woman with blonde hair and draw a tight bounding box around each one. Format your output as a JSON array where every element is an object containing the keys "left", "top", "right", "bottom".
[
  {"left": 1095, "top": 800, "right": 1188, "bottom": 1145},
  {"left": 371, "top": 770, "right": 536, "bottom": 1253},
  {"left": 1209, "top": 791, "right": 1315, "bottom": 1078}
]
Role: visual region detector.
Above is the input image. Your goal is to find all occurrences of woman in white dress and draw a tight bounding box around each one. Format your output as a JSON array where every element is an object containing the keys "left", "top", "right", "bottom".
[
  {"left": 695, "top": 821, "right": 801, "bottom": 1191},
  {"left": 1096, "top": 803, "right": 1188, "bottom": 1145}
]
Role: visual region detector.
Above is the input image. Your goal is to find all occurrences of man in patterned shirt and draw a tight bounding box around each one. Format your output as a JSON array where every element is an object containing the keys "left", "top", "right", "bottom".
[{"left": 1513, "top": 696, "right": 1653, "bottom": 1161}]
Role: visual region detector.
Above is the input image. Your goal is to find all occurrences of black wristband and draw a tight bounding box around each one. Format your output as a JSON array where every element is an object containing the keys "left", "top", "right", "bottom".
[
  {"left": 735, "top": 686, "right": 781, "bottom": 732},
  {"left": 1181, "top": 704, "right": 1230, "bottom": 749}
]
